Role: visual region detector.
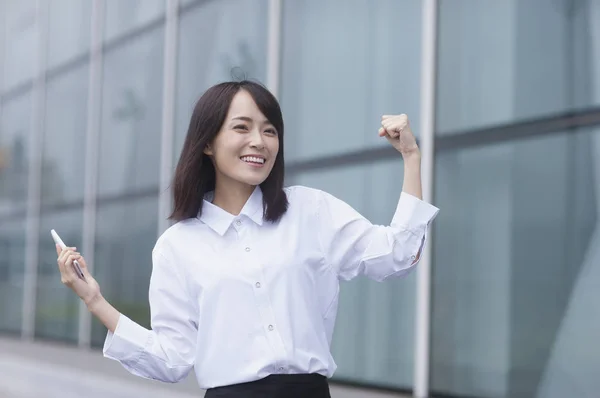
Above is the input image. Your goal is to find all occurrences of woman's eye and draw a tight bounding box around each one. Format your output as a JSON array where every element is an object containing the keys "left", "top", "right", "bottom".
[
  {"left": 265, "top": 129, "right": 278, "bottom": 136},
  {"left": 234, "top": 125, "right": 248, "bottom": 131}
]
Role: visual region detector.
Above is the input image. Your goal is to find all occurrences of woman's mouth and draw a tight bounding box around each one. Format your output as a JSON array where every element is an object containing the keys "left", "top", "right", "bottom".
[{"left": 240, "top": 155, "right": 266, "bottom": 167}]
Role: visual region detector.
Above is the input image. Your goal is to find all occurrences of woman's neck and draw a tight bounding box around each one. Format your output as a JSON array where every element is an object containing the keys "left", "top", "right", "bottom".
[{"left": 211, "top": 182, "right": 255, "bottom": 216}]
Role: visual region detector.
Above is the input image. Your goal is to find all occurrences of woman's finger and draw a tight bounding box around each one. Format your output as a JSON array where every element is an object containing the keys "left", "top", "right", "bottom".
[
  {"left": 57, "top": 253, "right": 66, "bottom": 277},
  {"left": 58, "top": 248, "right": 79, "bottom": 274},
  {"left": 58, "top": 247, "right": 73, "bottom": 267},
  {"left": 65, "top": 252, "right": 80, "bottom": 274},
  {"left": 76, "top": 255, "right": 88, "bottom": 270},
  {"left": 58, "top": 251, "right": 73, "bottom": 284},
  {"left": 382, "top": 120, "right": 398, "bottom": 136},
  {"left": 63, "top": 253, "right": 81, "bottom": 284},
  {"left": 57, "top": 248, "right": 70, "bottom": 272}
]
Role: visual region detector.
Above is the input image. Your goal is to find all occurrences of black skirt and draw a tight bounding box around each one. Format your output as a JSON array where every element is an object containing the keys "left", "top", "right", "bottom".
[{"left": 204, "top": 373, "right": 331, "bottom": 398}]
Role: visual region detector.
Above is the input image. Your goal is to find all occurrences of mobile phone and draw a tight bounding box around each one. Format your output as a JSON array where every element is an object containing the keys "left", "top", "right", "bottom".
[{"left": 51, "top": 229, "right": 86, "bottom": 281}]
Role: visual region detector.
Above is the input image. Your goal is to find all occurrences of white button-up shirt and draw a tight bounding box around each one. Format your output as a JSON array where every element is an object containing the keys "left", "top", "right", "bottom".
[{"left": 102, "top": 185, "right": 439, "bottom": 389}]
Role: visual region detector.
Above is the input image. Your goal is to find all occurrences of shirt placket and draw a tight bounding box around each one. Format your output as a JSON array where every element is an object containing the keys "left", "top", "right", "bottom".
[{"left": 233, "top": 217, "right": 288, "bottom": 373}]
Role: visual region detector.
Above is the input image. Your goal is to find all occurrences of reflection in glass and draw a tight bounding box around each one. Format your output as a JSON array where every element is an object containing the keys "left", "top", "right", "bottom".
[
  {"left": 293, "top": 156, "right": 415, "bottom": 389},
  {"left": 436, "top": 0, "right": 600, "bottom": 134},
  {"left": 174, "top": 0, "right": 268, "bottom": 158},
  {"left": 0, "top": 218, "right": 26, "bottom": 334},
  {"left": 0, "top": 92, "right": 31, "bottom": 217},
  {"left": 41, "top": 64, "right": 88, "bottom": 207},
  {"left": 1, "top": 1, "right": 36, "bottom": 91},
  {"left": 180, "top": 0, "right": 202, "bottom": 7},
  {"left": 98, "top": 27, "right": 164, "bottom": 197},
  {"left": 91, "top": 196, "right": 158, "bottom": 347},
  {"left": 280, "top": 0, "right": 422, "bottom": 161},
  {"left": 104, "top": 0, "right": 165, "bottom": 43},
  {"left": 35, "top": 208, "right": 83, "bottom": 343},
  {"left": 47, "top": 0, "right": 91, "bottom": 69},
  {"left": 432, "top": 128, "right": 600, "bottom": 397}
]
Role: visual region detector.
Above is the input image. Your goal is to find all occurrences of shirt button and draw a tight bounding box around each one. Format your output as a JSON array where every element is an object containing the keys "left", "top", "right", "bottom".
[
  {"left": 235, "top": 220, "right": 242, "bottom": 226},
  {"left": 279, "top": 367, "right": 285, "bottom": 371},
  {"left": 411, "top": 255, "right": 416, "bottom": 260},
  {"left": 245, "top": 247, "right": 251, "bottom": 252},
  {"left": 255, "top": 282, "right": 261, "bottom": 288},
  {"left": 268, "top": 325, "right": 274, "bottom": 331}
]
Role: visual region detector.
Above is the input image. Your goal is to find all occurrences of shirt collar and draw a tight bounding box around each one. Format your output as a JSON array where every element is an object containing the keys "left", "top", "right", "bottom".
[{"left": 199, "top": 186, "right": 264, "bottom": 235}]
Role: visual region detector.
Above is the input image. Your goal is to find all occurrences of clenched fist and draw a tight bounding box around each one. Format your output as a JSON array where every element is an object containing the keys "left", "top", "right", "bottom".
[{"left": 378, "top": 114, "right": 420, "bottom": 157}]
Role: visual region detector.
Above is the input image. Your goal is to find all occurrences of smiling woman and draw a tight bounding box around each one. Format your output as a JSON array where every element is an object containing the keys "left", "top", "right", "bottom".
[
  {"left": 54, "top": 79, "right": 439, "bottom": 398},
  {"left": 171, "top": 81, "right": 288, "bottom": 223}
]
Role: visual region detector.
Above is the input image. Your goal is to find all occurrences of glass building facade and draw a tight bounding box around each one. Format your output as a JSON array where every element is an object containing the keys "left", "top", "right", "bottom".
[{"left": 1, "top": 0, "right": 599, "bottom": 397}]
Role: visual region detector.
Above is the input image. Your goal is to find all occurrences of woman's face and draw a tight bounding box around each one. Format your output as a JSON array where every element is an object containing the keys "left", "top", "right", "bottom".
[{"left": 204, "top": 90, "right": 280, "bottom": 190}]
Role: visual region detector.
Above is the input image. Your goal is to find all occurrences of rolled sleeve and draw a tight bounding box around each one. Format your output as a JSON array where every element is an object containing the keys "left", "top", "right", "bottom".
[
  {"left": 389, "top": 192, "right": 440, "bottom": 271},
  {"left": 103, "top": 314, "right": 152, "bottom": 368},
  {"left": 392, "top": 192, "right": 440, "bottom": 233},
  {"left": 100, "top": 249, "right": 198, "bottom": 383},
  {"left": 318, "top": 189, "right": 440, "bottom": 282}
]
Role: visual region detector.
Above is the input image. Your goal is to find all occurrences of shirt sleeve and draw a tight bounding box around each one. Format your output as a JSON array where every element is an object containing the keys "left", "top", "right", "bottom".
[
  {"left": 317, "top": 190, "right": 440, "bottom": 282},
  {"left": 102, "top": 249, "right": 198, "bottom": 383}
]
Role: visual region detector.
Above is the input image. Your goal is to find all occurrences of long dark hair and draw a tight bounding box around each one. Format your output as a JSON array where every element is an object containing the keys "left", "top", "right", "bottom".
[{"left": 169, "top": 80, "right": 288, "bottom": 223}]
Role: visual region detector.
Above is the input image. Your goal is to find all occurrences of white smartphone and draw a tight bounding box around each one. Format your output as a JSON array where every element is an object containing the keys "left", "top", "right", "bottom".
[{"left": 51, "top": 229, "right": 86, "bottom": 281}]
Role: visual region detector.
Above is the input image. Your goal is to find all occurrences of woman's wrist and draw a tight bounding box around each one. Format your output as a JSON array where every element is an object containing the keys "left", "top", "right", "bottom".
[
  {"left": 401, "top": 150, "right": 423, "bottom": 199},
  {"left": 401, "top": 148, "right": 421, "bottom": 163},
  {"left": 85, "top": 292, "right": 105, "bottom": 312},
  {"left": 86, "top": 294, "right": 120, "bottom": 333}
]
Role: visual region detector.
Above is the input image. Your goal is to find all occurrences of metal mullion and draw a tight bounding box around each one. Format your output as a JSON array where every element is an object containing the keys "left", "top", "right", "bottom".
[{"left": 78, "top": 0, "right": 105, "bottom": 348}]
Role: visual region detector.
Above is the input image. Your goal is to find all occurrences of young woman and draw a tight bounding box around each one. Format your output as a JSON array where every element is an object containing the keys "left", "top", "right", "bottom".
[{"left": 56, "top": 80, "right": 439, "bottom": 398}]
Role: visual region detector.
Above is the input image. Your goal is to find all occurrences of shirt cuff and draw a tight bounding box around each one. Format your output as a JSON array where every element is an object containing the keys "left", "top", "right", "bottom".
[
  {"left": 103, "top": 313, "right": 152, "bottom": 366},
  {"left": 391, "top": 192, "right": 440, "bottom": 233}
]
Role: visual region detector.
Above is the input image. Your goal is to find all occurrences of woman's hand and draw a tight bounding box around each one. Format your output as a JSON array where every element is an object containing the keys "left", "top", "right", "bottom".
[
  {"left": 56, "top": 245, "right": 102, "bottom": 309},
  {"left": 378, "top": 114, "right": 420, "bottom": 158}
]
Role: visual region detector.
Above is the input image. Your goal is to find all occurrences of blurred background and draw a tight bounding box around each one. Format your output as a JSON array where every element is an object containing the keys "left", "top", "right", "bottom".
[{"left": 1, "top": 0, "right": 599, "bottom": 397}]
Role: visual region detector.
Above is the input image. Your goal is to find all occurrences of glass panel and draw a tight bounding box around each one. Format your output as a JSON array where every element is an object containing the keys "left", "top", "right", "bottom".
[
  {"left": 41, "top": 64, "right": 88, "bottom": 207},
  {"left": 1, "top": 0, "right": 37, "bottom": 91},
  {"left": 293, "top": 156, "right": 415, "bottom": 389},
  {"left": 104, "top": 0, "right": 165, "bottom": 43},
  {"left": 0, "top": 217, "right": 26, "bottom": 334},
  {"left": 280, "top": 0, "right": 422, "bottom": 161},
  {"left": 436, "top": 0, "right": 600, "bottom": 134},
  {"left": 91, "top": 196, "right": 158, "bottom": 347},
  {"left": 0, "top": 91, "right": 31, "bottom": 217},
  {"left": 47, "top": 0, "right": 92, "bottom": 69},
  {"left": 432, "top": 127, "right": 600, "bottom": 397},
  {"left": 35, "top": 207, "right": 83, "bottom": 343},
  {"left": 174, "top": 0, "right": 268, "bottom": 158},
  {"left": 98, "top": 27, "right": 164, "bottom": 197},
  {"left": 180, "top": 0, "right": 202, "bottom": 7}
]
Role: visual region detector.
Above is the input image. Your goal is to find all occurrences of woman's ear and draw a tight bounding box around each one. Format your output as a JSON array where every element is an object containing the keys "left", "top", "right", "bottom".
[{"left": 203, "top": 144, "right": 213, "bottom": 156}]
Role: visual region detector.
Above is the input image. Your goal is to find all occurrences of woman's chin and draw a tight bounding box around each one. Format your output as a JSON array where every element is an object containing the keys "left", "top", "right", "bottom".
[
  {"left": 235, "top": 169, "right": 271, "bottom": 186},
  {"left": 233, "top": 175, "right": 268, "bottom": 187}
]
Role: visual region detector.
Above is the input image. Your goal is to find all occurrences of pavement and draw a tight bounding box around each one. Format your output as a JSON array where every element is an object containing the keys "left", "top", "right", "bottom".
[{"left": 0, "top": 336, "right": 409, "bottom": 398}]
